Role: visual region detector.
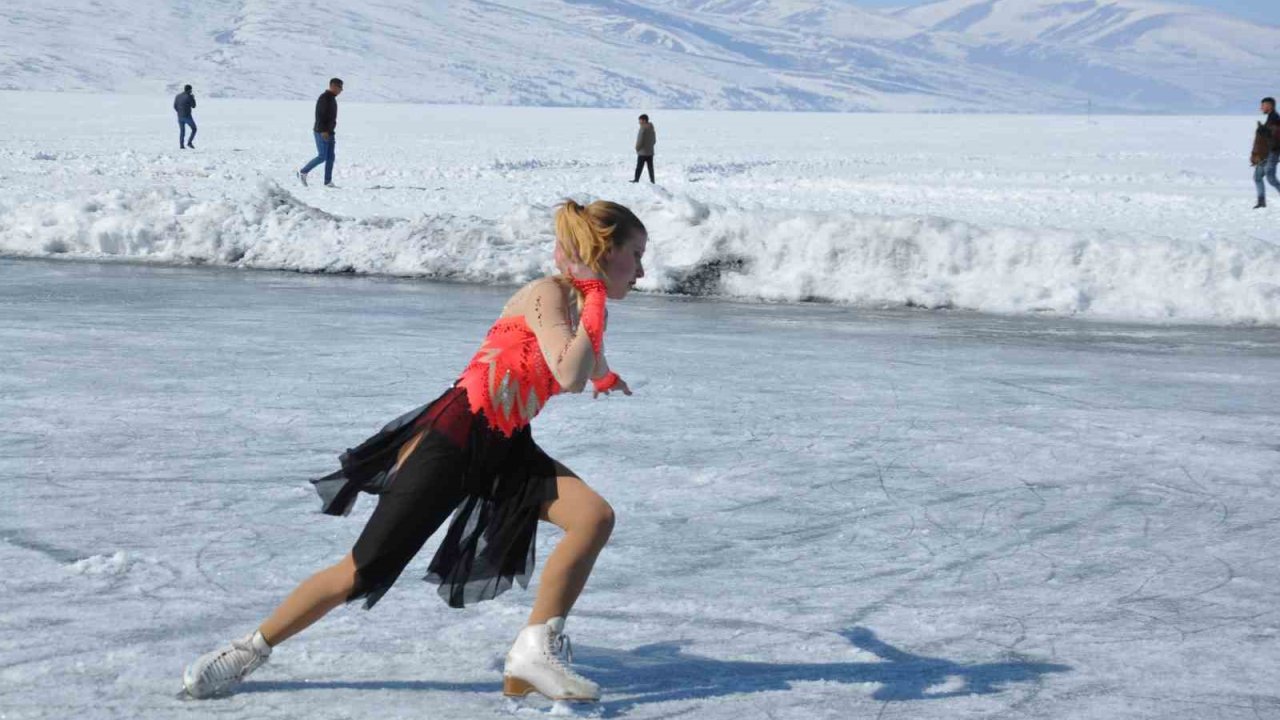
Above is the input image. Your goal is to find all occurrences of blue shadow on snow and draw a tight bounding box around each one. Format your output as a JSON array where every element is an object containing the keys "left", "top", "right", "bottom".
[{"left": 238, "top": 626, "right": 1069, "bottom": 714}]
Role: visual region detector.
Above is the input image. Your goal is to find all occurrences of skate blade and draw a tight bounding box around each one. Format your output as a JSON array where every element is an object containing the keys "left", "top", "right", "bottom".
[
  {"left": 503, "top": 677, "right": 598, "bottom": 703},
  {"left": 175, "top": 684, "right": 228, "bottom": 701},
  {"left": 501, "top": 676, "right": 596, "bottom": 696},
  {"left": 505, "top": 697, "right": 600, "bottom": 717}
]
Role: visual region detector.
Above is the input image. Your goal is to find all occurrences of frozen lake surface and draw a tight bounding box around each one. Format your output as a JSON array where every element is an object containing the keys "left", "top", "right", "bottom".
[{"left": 2, "top": 259, "right": 1278, "bottom": 719}]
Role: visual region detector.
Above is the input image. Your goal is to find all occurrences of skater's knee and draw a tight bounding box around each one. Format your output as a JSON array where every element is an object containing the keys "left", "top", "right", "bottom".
[
  {"left": 583, "top": 502, "right": 615, "bottom": 546},
  {"left": 563, "top": 499, "right": 614, "bottom": 548}
]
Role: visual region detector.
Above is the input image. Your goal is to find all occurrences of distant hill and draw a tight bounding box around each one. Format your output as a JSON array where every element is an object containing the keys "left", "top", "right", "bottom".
[{"left": 0, "top": 0, "right": 1274, "bottom": 112}]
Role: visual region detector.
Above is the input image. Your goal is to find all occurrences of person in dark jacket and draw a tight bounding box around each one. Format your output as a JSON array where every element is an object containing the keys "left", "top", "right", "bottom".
[
  {"left": 299, "top": 78, "right": 344, "bottom": 187},
  {"left": 174, "top": 85, "right": 197, "bottom": 150},
  {"left": 630, "top": 114, "right": 656, "bottom": 184},
  {"left": 1253, "top": 97, "right": 1280, "bottom": 209}
]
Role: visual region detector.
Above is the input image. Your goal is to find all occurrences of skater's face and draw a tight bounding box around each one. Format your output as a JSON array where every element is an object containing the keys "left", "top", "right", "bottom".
[
  {"left": 1263, "top": 101, "right": 1274, "bottom": 115},
  {"left": 602, "top": 232, "right": 647, "bottom": 300},
  {"left": 330, "top": 83, "right": 344, "bottom": 96}
]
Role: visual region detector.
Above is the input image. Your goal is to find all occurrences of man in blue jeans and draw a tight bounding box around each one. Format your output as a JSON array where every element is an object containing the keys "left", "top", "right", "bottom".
[
  {"left": 174, "top": 85, "right": 197, "bottom": 149},
  {"left": 1254, "top": 96, "right": 1280, "bottom": 209},
  {"left": 299, "top": 78, "right": 343, "bottom": 188}
]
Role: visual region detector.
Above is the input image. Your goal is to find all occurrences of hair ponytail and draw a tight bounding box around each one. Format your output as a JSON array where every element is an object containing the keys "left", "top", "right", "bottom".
[
  {"left": 555, "top": 200, "right": 606, "bottom": 274},
  {"left": 554, "top": 199, "right": 645, "bottom": 275},
  {"left": 552, "top": 199, "right": 645, "bottom": 309}
]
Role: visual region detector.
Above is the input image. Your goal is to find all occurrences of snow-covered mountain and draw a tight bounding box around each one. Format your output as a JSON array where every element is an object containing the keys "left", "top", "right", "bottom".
[
  {"left": 895, "top": 0, "right": 1278, "bottom": 110},
  {"left": 897, "top": 0, "right": 1272, "bottom": 59},
  {"left": 0, "top": 0, "right": 1274, "bottom": 112}
]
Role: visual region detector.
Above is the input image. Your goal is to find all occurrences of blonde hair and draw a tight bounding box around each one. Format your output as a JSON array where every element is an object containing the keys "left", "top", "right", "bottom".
[{"left": 554, "top": 199, "right": 646, "bottom": 275}]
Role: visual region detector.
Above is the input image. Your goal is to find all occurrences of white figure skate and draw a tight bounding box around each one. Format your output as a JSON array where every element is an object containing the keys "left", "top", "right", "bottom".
[
  {"left": 503, "top": 617, "right": 600, "bottom": 703},
  {"left": 182, "top": 630, "right": 272, "bottom": 698}
]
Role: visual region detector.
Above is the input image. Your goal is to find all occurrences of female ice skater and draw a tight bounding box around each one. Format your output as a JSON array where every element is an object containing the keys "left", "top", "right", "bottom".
[{"left": 182, "top": 199, "right": 646, "bottom": 703}]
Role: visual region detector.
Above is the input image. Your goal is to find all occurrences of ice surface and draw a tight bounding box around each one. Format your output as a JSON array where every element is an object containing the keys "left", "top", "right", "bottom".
[
  {"left": 1, "top": 259, "right": 1278, "bottom": 719},
  {"left": 1, "top": 92, "right": 1278, "bottom": 325}
]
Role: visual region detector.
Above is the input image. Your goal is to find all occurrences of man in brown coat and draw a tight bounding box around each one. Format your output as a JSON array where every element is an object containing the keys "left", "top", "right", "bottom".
[
  {"left": 631, "top": 114, "right": 656, "bottom": 184},
  {"left": 1253, "top": 97, "right": 1280, "bottom": 209}
]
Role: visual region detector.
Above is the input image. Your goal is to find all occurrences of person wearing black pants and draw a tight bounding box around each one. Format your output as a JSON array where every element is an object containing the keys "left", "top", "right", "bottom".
[
  {"left": 1254, "top": 96, "right": 1280, "bottom": 209},
  {"left": 631, "top": 114, "right": 656, "bottom": 183},
  {"left": 174, "top": 85, "right": 197, "bottom": 149},
  {"left": 299, "top": 78, "right": 343, "bottom": 187}
]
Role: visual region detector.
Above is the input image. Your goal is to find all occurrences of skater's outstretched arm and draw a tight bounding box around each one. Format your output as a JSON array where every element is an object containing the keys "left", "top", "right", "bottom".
[{"left": 526, "top": 279, "right": 606, "bottom": 393}]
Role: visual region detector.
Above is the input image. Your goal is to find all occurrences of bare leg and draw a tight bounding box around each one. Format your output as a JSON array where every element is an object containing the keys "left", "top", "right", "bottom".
[
  {"left": 527, "top": 466, "right": 615, "bottom": 625},
  {"left": 257, "top": 552, "right": 358, "bottom": 646},
  {"left": 257, "top": 433, "right": 426, "bottom": 645}
]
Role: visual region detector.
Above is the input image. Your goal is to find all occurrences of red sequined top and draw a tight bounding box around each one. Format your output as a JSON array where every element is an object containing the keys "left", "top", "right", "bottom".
[
  {"left": 456, "top": 316, "right": 563, "bottom": 437},
  {"left": 456, "top": 279, "right": 608, "bottom": 436}
]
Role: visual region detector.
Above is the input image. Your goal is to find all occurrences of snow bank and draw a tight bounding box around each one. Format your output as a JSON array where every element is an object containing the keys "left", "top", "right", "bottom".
[
  {"left": 0, "top": 183, "right": 551, "bottom": 282},
  {"left": 2, "top": 183, "right": 1277, "bottom": 325},
  {"left": 640, "top": 193, "right": 1280, "bottom": 325}
]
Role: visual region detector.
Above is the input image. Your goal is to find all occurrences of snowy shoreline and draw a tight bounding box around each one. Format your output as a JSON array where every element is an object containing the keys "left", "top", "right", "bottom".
[
  {"left": 2, "top": 182, "right": 1277, "bottom": 326},
  {"left": 2, "top": 93, "right": 1278, "bottom": 327}
]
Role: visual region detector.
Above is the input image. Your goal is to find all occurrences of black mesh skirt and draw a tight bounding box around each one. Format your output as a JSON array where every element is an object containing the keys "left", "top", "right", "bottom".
[{"left": 311, "top": 386, "right": 558, "bottom": 609}]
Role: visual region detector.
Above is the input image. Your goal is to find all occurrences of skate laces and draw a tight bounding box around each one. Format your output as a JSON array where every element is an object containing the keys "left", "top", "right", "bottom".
[
  {"left": 208, "top": 636, "right": 265, "bottom": 683},
  {"left": 552, "top": 632, "right": 574, "bottom": 663},
  {"left": 546, "top": 630, "right": 587, "bottom": 681},
  {"left": 207, "top": 648, "right": 245, "bottom": 683}
]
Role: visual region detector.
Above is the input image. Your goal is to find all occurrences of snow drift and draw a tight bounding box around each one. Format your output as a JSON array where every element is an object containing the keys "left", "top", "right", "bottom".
[{"left": 1, "top": 183, "right": 1276, "bottom": 325}]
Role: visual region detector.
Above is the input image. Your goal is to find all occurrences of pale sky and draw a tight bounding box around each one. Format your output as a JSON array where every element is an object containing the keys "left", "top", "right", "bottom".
[{"left": 866, "top": 0, "right": 1275, "bottom": 26}]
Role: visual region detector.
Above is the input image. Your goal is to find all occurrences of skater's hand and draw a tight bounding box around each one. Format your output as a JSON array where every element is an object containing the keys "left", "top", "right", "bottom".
[
  {"left": 593, "top": 377, "right": 632, "bottom": 399},
  {"left": 321, "top": 131, "right": 332, "bottom": 141}
]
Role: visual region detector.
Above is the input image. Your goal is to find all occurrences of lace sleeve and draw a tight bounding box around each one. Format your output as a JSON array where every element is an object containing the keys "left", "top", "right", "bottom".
[{"left": 525, "top": 280, "right": 604, "bottom": 393}]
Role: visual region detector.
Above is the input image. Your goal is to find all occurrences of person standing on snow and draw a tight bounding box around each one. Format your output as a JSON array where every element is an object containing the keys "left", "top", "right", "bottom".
[
  {"left": 174, "top": 85, "right": 197, "bottom": 150},
  {"left": 631, "top": 114, "right": 656, "bottom": 184},
  {"left": 298, "top": 78, "right": 343, "bottom": 188},
  {"left": 1252, "top": 96, "right": 1280, "bottom": 209}
]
